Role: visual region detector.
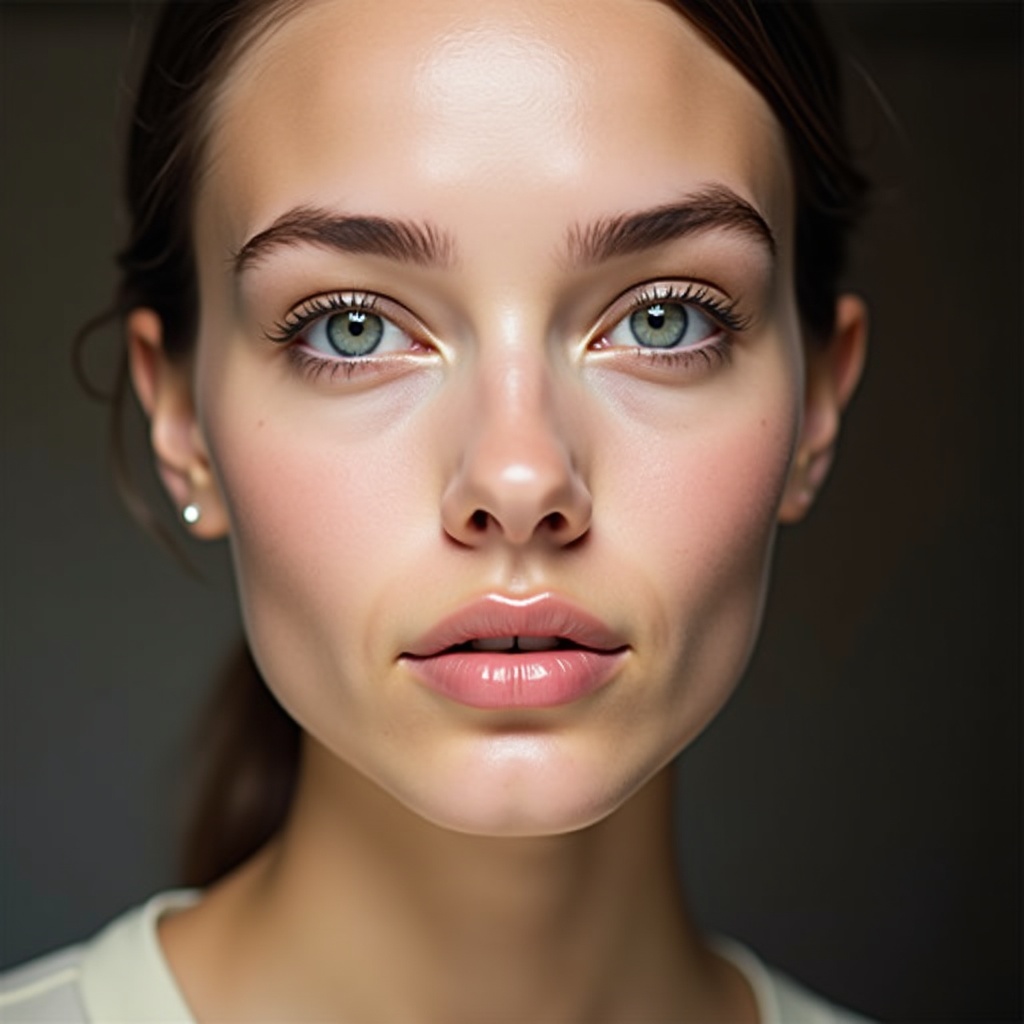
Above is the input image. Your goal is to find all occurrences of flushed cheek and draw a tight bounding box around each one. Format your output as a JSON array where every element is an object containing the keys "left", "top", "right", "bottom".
[
  {"left": 594, "top": 379, "right": 800, "bottom": 739},
  {"left": 649, "top": 418, "right": 794, "bottom": 605},
  {"left": 199, "top": 367, "right": 442, "bottom": 726},
  {"left": 666, "top": 423, "right": 791, "bottom": 651}
]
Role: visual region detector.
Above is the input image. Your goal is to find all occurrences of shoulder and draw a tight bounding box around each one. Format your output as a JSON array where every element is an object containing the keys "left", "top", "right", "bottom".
[
  {"left": 0, "top": 891, "right": 199, "bottom": 1024},
  {"left": 769, "top": 971, "right": 875, "bottom": 1024},
  {"left": 714, "top": 936, "right": 876, "bottom": 1024},
  {"left": 0, "top": 945, "right": 88, "bottom": 1023}
]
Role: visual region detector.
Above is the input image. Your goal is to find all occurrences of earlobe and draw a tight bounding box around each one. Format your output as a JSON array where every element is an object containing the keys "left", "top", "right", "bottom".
[
  {"left": 778, "top": 294, "right": 868, "bottom": 523},
  {"left": 126, "top": 309, "right": 230, "bottom": 539}
]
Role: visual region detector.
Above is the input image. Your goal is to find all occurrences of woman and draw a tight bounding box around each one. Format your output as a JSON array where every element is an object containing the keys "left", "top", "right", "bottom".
[{"left": 1, "top": 0, "right": 870, "bottom": 1020}]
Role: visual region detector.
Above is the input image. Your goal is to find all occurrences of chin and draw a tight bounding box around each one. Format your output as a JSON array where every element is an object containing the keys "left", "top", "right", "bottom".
[{"left": 377, "top": 732, "right": 664, "bottom": 839}]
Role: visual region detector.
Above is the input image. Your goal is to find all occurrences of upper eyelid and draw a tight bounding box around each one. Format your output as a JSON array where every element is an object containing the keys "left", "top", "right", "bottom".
[{"left": 266, "top": 290, "right": 427, "bottom": 345}]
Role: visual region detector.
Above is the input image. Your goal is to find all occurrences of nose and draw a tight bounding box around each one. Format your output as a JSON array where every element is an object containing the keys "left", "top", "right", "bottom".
[{"left": 441, "top": 363, "right": 592, "bottom": 549}]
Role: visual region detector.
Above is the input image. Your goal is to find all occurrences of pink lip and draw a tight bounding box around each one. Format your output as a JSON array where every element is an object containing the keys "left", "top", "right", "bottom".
[{"left": 400, "top": 593, "right": 629, "bottom": 710}]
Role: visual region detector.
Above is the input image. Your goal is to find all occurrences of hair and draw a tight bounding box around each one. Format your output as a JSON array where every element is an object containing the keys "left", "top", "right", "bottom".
[{"left": 81, "top": 0, "right": 868, "bottom": 887}]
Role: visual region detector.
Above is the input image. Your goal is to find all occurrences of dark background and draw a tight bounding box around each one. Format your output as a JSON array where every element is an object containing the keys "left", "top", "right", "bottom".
[{"left": 0, "top": 2, "right": 1020, "bottom": 1020}]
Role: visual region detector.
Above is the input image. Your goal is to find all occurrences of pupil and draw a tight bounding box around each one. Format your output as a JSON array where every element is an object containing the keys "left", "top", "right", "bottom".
[
  {"left": 647, "top": 305, "right": 666, "bottom": 330},
  {"left": 349, "top": 312, "right": 365, "bottom": 336}
]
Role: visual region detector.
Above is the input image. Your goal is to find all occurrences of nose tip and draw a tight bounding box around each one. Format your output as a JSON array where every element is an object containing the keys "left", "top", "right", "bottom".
[{"left": 442, "top": 444, "right": 592, "bottom": 549}]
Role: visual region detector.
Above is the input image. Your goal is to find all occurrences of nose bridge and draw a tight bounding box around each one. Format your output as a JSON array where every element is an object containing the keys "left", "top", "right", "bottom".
[{"left": 442, "top": 340, "right": 591, "bottom": 548}]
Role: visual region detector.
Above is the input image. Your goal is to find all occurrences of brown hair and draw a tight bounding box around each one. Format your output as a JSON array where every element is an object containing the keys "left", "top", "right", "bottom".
[{"left": 86, "top": 0, "right": 868, "bottom": 887}]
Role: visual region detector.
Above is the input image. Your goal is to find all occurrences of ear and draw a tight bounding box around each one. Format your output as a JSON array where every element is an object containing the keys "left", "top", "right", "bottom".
[
  {"left": 778, "top": 293, "right": 868, "bottom": 523},
  {"left": 127, "top": 308, "right": 230, "bottom": 539}
]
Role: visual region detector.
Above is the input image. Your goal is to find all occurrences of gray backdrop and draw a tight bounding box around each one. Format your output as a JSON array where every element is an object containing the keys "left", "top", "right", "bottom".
[{"left": 1, "top": 3, "right": 1020, "bottom": 1020}]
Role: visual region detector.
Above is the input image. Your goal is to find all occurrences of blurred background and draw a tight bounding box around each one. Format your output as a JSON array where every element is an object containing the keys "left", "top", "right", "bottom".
[{"left": 0, "top": 2, "right": 1020, "bottom": 1020}]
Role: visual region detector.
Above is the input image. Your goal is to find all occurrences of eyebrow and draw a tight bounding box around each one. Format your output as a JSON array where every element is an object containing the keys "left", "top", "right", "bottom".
[
  {"left": 233, "top": 185, "right": 773, "bottom": 276},
  {"left": 233, "top": 206, "right": 456, "bottom": 274},
  {"left": 564, "top": 185, "right": 776, "bottom": 267}
]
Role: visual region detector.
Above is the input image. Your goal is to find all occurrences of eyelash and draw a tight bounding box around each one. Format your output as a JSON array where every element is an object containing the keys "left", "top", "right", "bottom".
[
  {"left": 265, "top": 280, "right": 749, "bottom": 381},
  {"left": 287, "top": 346, "right": 379, "bottom": 383},
  {"left": 630, "top": 281, "right": 749, "bottom": 332},
  {"left": 265, "top": 291, "right": 386, "bottom": 346}
]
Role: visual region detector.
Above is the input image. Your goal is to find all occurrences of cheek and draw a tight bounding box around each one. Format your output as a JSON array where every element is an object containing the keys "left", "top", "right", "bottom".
[
  {"left": 591, "top": 356, "right": 801, "bottom": 736},
  {"left": 658, "top": 416, "right": 792, "bottom": 664},
  {"left": 651, "top": 416, "right": 793, "bottom": 597},
  {"left": 597, "top": 356, "right": 799, "bottom": 600},
  {"left": 197, "top": 355, "right": 440, "bottom": 714}
]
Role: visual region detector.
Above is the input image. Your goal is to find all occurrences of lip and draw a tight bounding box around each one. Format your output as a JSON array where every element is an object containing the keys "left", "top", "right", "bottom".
[{"left": 400, "top": 593, "right": 629, "bottom": 710}]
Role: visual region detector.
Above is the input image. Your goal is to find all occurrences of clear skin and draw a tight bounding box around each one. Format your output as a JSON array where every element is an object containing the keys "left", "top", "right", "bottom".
[{"left": 129, "top": 0, "right": 867, "bottom": 1020}]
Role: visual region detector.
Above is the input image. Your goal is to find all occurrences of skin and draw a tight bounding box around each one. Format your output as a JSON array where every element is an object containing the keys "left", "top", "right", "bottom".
[{"left": 129, "top": 0, "right": 867, "bottom": 1020}]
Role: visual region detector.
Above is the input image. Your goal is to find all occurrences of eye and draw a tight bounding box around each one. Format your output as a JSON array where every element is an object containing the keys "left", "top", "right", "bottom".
[
  {"left": 266, "top": 291, "right": 429, "bottom": 361},
  {"left": 305, "top": 305, "right": 409, "bottom": 358},
  {"left": 605, "top": 298, "right": 721, "bottom": 351}
]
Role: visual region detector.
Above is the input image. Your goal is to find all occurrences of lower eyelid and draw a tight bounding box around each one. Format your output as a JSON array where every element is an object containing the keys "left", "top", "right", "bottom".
[
  {"left": 640, "top": 340, "right": 730, "bottom": 365},
  {"left": 288, "top": 346, "right": 360, "bottom": 380},
  {"left": 587, "top": 336, "right": 732, "bottom": 376},
  {"left": 286, "top": 345, "right": 426, "bottom": 383}
]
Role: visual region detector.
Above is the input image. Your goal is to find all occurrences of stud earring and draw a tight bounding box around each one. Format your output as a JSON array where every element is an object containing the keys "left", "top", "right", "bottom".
[
  {"left": 182, "top": 503, "right": 201, "bottom": 525},
  {"left": 787, "top": 450, "right": 814, "bottom": 508}
]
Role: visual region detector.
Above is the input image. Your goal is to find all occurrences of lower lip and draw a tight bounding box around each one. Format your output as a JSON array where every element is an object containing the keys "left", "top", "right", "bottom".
[{"left": 402, "top": 649, "right": 626, "bottom": 710}]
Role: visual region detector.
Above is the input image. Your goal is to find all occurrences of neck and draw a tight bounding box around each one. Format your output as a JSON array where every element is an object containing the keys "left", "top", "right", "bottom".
[{"left": 163, "top": 743, "right": 752, "bottom": 1023}]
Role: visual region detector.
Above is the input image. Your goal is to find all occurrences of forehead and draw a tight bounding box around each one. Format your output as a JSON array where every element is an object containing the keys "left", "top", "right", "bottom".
[{"left": 200, "top": 0, "right": 791, "bottom": 259}]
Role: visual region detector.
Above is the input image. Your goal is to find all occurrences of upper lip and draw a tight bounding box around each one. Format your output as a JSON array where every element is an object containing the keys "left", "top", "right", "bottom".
[{"left": 401, "top": 593, "right": 629, "bottom": 658}]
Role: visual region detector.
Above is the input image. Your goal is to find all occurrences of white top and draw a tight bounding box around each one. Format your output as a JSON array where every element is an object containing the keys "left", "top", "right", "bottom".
[{"left": 1, "top": 891, "right": 873, "bottom": 1023}]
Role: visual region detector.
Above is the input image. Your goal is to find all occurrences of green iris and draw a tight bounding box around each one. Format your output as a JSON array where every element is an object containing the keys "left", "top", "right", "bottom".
[
  {"left": 629, "top": 302, "right": 688, "bottom": 348},
  {"left": 326, "top": 310, "right": 384, "bottom": 356}
]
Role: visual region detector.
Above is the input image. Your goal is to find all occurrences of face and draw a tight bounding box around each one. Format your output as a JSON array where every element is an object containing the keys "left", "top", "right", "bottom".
[{"left": 182, "top": 0, "right": 808, "bottom": 835}]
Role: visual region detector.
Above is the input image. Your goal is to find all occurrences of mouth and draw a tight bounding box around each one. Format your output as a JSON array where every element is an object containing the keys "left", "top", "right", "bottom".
[
  {"left": 447, "top": 635, "right": 598, "bottom": 653},
  {"left": 402, "top": 592, "right": 627, "bottom": 658},
  {"left": 400, "top": 594, "right": 629, "bottom": 709}
]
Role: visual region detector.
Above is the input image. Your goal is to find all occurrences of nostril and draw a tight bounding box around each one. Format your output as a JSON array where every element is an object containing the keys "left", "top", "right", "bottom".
[
  {"left": 543, "top": 511, "right": 568, "bottom": 532},
  {"left": 466, "top": 508, "right": 570, "bottom": 537}
]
